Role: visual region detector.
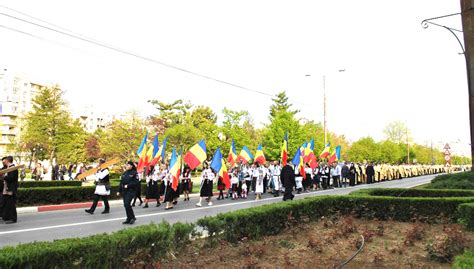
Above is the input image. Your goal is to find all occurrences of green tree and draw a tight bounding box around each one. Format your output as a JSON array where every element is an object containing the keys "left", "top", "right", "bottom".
[
  {"left": 269, "top": 91, "right": 299, "bottom": 119},
  {"left": 347, "top": 137, "right": 381, "bottom": 162},
  {"left": 383, "top": 121, "right": 410, "bottom": 144},
  {"left": 55, "top": 119, "right": 88, "bottom": 164},
  {"left": 20, "top": 85, "right": 73, "bottom": 164},
  {"left": 379, "top": 140, "right": 403, "bottom": 163},
  {"left": 99, "top": 112, "right": 146, "bottom": 161},
  {"left": 148, "top": 99, "right": 192, "bottom": 128},
  {"left": 263, "top": 110, "right": 303, "bottom": 161},
  {"left": 219, "top": 108, "right": 258, "bottom": 157}
]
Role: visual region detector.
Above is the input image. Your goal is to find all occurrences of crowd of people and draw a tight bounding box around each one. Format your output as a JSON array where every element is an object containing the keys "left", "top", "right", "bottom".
[
  {"left": 82, "top": 158, "right": 469, "bottom": 225},
  {"left": 30, "top": 162, "right": 89, "bottom": 181}
]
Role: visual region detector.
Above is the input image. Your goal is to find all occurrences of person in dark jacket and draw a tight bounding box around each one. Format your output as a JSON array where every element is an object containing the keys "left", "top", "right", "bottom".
[
  {"left": 366, "top": 162, "right": 375, "bottom": 184},
  {"left": 341, "top": 162, "right": 350, "bottom": 188},
  {"left": 280, "top": 164, "right": 295, "bottom": 201},
  {"left": 0, "top": 157, "right": 6, "bottom": 219},
  {"left": 117, "top": 161, "right": 139, "bottom": 224},
  {"left": 1, "top": 156, "right": 18, "bottom": 223},
  {"left": 349, "top": 163, "right": 356, "bottom": 186}
]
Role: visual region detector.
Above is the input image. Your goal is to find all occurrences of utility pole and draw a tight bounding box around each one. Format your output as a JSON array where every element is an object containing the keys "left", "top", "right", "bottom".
[
  {"left": 460, "top": 0, "right": 474, "bottom": 170},
  {"left": 406, "top": 121, "right": 410, "bottom": 164},
  {"left": 323, "top": 75, "right": 327, "bottom": 146}
]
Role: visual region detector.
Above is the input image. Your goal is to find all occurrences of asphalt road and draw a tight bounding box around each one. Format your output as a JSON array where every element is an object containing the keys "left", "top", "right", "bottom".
[{"left": 0, "top": 174, "right": 435, "bottom": 248}]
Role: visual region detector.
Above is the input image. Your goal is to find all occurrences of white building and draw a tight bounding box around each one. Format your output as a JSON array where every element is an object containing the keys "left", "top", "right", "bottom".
[
  {"left": 76, "top": 105, "right": 125, "bottom": 133},
  {"left": 0, "top": 68, "right": 46, "bottom": 157}
]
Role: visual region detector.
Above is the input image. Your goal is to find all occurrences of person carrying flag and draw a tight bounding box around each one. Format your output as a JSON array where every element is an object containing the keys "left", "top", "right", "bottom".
[{"left": 196, "top": 162, "right": 215, "bottom": 207}]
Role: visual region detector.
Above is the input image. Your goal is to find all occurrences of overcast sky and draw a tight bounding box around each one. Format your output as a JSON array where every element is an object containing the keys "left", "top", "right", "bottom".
[{"left": 0, "top": 0, "right": 470, "bottom": 156}]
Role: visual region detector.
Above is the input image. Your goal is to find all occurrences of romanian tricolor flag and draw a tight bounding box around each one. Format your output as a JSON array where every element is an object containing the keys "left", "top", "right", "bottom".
[
  {"left": 254, "top": 145, "right": 266, "bottom": 165},
  {"left": 319, "top": 143, "right": 331, "bottom": 159},
  {"left": 159, "top": 136, "right": 168, "bottom": 163},
  {"left": 281, "top": 132, "right": 288, "bottom": 166},
  {"left": 183, "top": 139, "right": 207, "bottom": 170},
  {"left": 210, "top": 148, "right": 230, "bottom": 189},
  {"left": 149, "top": 135, "right": 161, "bottom": 166},
  {"left": 145, "top": 135, "right": 158, "bottom": 169},
  {"left": 137, "top": 132, "right": 148, "bottom": 173},
  {"left": 227, "top": 139, "right": 237, "bottom": 167},
  {"left": 291, "top": 147, "right": 306, "bottom": 179},
  {"left": 237, "top": 146, "right": 254, "bottom": 164},
  {"left": 328, "top": 145, "right": 342, "bottom": 164},
  {"left": 303, "top": 138, "right": 315, "bottom": 163},
  {"left": 169, "top": 148, "right": 181, "bottom": 191}
]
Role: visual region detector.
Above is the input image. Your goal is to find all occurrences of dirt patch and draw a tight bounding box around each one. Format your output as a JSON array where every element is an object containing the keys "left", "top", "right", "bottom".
[{"left": 158, "top": 218, "right": 474, "bottom": 268}]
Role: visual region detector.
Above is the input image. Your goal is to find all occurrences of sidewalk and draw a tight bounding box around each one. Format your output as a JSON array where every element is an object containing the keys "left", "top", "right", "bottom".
[{"left": 17, "top": 191, "right": 219, "bottom": 214}]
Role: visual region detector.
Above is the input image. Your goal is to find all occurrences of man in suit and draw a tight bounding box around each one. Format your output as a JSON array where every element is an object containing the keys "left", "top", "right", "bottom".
[
  {"left": 2, "top": 156, "right": 18, "bottom": 224},
  {"left": 0, "top": 157, "right": 6, "bottom": 219},
  {"left": 281, "top": 164, "right": 295, "bottom": 201}
]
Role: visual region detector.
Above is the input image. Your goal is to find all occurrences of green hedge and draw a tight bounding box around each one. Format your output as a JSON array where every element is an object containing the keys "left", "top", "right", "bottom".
[
  {"left": 17, "top": 183, "right": 147, "bottom": 207},
  {"left": 0, "top": 222, "right": 195, "bottom": 269},
  {"left": 18, "top": 181, "right": 82, "bottom": 188},
  {"left": 197, "top": 195, "right": 474, "bottom": 243},
  {"left": 350, "top": 188, "right": 474, "bottom": 197},
  {"left": 427, "top": 171, "right": 474, "bottom": 190},
  {"left": 453, "top": 250, "right": 474, "bottom": 269},
  {"left": 458, "top": 203, "right": 474, "bottom": 231}
]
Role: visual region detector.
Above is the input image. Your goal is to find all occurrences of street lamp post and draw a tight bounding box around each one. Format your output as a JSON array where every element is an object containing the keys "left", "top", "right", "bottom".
[
  {"left": 306, "top": 70, "right": 345, "bottom": 146},
  {"left": 422, "top": 5, "right": 474, "bottom": 170}
]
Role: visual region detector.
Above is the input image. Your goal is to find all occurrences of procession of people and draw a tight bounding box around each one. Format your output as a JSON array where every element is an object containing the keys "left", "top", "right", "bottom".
[{"left": 0, "top": 152, "right": 469, "bottom": 226}]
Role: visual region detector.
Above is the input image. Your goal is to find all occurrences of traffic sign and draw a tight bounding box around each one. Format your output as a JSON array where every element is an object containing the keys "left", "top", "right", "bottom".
[
  {"left": 444, "top": 149, "right": 451, "bottom": 155},
  {"left": 444, "top": 143, "right": 451, "bottom": 150},
  {"left": 444, "top": 155, "right": 451, "bottom": 161}
]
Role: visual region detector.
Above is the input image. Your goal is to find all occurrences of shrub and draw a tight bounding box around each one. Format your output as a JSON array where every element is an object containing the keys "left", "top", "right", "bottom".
[
  {"left": 0, "top": 221, "right": 195, "bottom": 269},
  {"left": 17, "top": 183, "right": 148, "bottom": 207},
  {"left": 453, "top": 250, "right": 474, "bottom": 269},
  {"left": 350, "top": 188, "right": 474, "bottom": 198},
  {"left": 197, "top": 195, "right": 474, "bottom": 244},
  {"left": 404, "top": 222, "right": 425, "bottom": 246},
  {"left": 18, "top": 181, "right": 82, "bottom": 188},
  {"left": 458, "top": 203, "right": 474, "bottom": 231},
  {"left": 426, "top": 225, "right": 467, "bottom": 262},
  {"left": 428, "top": 172, "right": 474, "bottom": 190}
]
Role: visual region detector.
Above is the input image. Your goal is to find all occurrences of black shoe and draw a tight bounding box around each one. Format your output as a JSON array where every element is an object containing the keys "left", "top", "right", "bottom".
[
  {"left": 138, "top": 201, "right": 143, "bottom": 206},
  {"left": 122, "top": 219, "right": 131, "bottom": 224},
  {"left": 143, "top": 204, "right": 149, "bottom": 208},
  {"left": 85, "top": 209, "right": 94, "bottom": 214},
  {"left": 156, "top": 202, "right": 161, "bottom": 207},
  {"left": 131, "top": 204, "right": 135, "bottom": 207},
  {"left": 101, "top": 210, "right": 109, "bottom": 214},
  {"left": 5, "top": 220, "right": 16, "bottom": 224},
  {"left": 129, "top": 218, "right": 136, "bottom": 225},
  {"left": 173, "top": 201, "right": 178, "bottom": 205}
]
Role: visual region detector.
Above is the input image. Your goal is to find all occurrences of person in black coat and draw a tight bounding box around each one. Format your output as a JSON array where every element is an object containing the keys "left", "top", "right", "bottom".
[
  {"left": 341, "top": 162, "right": 350, "bottom": 188},
  {"left": 117, "top": 161, "right": 140, "bottom": 225},
  {"left": 349, "top": 163, "right": 356, "bottom": 186},
  {"left": 280, "top": 164, "right": 295, "bottom": 201},
  {"left": 1, "top": 156, "right": 18, "bottom": 223},
  {"left": 366, "top": 162, "right": 375, "bottom": 184},
  {"left": 0, "top": 157, "right": 6, "bottom": 219}
]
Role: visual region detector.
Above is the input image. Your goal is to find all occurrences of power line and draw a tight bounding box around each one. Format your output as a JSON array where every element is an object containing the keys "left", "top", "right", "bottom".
[
  {"left": 0, "top": 10, "right": 278, "bottom": 99},
  {"left": 0, "top": 24, "right": 103, "bottom": 57}
]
